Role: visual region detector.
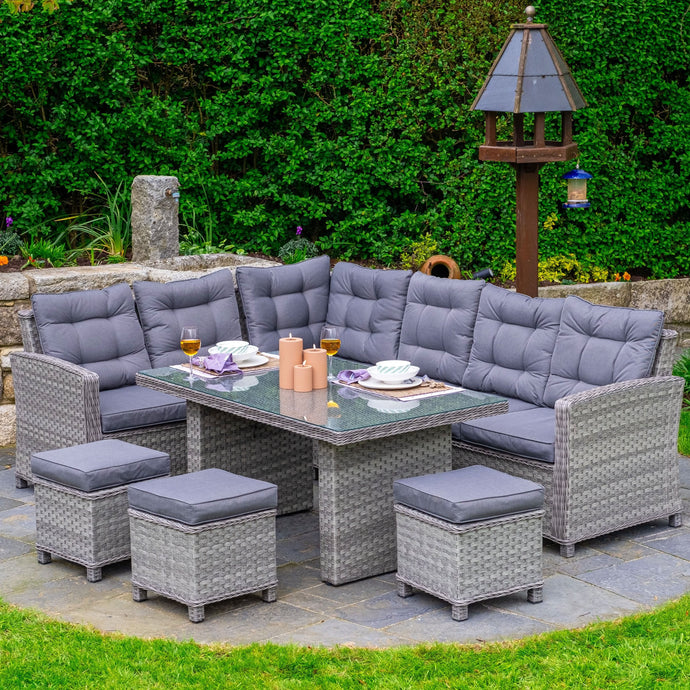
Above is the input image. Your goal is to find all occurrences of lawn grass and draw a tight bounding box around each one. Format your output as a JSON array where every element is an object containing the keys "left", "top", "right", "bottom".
[
  {"left": 1, "top": 594, "right": 690, "bottom": 689},
  {"left": 680, "top": 408, "right": 690, "bottom": 456}
]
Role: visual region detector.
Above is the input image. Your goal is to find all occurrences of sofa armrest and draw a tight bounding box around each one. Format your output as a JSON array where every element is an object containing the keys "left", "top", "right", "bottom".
[
  {"left": 551, "top": 375, "right": 683, "bottom": 542},
  {"left": 651, "top": 329, "right": 678, "bottom": 377},
  {"left": 11, "top": 351, "right": 103, "bottom": 481}
]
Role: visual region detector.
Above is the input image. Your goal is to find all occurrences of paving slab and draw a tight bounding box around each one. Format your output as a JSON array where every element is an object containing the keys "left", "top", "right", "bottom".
[{"left": 1, "top": 452, "right": 690, "bottom": 648}]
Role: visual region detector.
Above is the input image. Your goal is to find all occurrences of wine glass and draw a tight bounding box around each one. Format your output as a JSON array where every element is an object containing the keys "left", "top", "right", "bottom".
[
  {"left": 180, "top": 326, "right": 201, "bottom": 382},
  {"left": 320, "top": 325, "right": 340, "bottom": 381}
]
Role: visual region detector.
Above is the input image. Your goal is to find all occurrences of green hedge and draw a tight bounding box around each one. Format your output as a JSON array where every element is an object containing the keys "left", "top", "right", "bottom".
[{"left": 1, "top": 0, "right": 689, "bottom": 275}]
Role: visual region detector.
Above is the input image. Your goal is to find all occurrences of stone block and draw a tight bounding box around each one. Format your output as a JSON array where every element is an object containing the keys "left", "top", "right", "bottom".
[
  {"left": 0, "top": 274, "right": 30, "bottom": 301},
  {"left": 0, "top": 404, "right": 16, "bottom": 446},
  {"left": 1, "top": 348, "right": 23, "bottom": 370},
  {"left": 539, "top": 281, "right": 631, "bottom": 307},
  {"left": 131, "top": 175, "right": 180, "bottom": 262},
  {"left": 0, "top": 302, "right": 30, "bottom": 348},
  {"left": 630, "top": 278, "right": 690, "bottom": 325},
  {"left": 26, "top": 265, "right": 149, "bottom": 294},
  {"left": 2, "top": 373, "right": 13, "bottom": 404}
]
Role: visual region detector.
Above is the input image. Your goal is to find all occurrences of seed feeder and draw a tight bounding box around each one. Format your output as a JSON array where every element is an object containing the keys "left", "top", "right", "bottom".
[
  {"left": 470, "top": 5, "right": 587, "bottom": 296},
  {"left": 562, "top": 165, "right": 592, "bottom": 208}
]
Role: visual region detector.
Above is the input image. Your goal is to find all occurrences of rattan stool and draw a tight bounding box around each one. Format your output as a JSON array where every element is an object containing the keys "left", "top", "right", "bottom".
[
  {"left": 394, "top": 465, "right": 545, "bottom": 621},
  {"left": 127, "top": 468, "right": 278, "bottom": 623},
  {"left": 31, "top": 439, "right": 170, "bottom": 582}
]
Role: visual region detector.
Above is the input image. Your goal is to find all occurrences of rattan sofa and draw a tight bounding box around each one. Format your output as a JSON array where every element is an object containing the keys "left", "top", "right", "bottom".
[{"left": 12, "top": 260, "right": 684, "bottom": 559}]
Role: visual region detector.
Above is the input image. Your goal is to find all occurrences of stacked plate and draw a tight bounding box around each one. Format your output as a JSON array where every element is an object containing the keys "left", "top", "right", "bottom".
[
  {"left": 208, "top": 341, "right": 266, "bottom": 367},
  {"left": 364, "top": 360, "right": 420, "bottom": 388}
]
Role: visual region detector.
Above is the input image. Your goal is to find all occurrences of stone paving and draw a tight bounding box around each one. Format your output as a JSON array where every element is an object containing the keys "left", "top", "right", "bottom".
[{"left": 1, "top": 445, "right": 689, "bottom": 648}]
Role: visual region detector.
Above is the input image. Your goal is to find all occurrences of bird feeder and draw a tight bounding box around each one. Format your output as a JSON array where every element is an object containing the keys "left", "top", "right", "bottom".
[
  {"left": 562, "top": 165, "right": 592, "bottom": 208},
  {"left": 470, "top": 5, "right": 587, "bottom": 296}
]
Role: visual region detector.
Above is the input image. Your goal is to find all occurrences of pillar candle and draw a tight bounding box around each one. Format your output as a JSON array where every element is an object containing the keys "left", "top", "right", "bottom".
[
  {"left": 279, "top": 335, "right": 303, "bottom": 389},
  {"left": 303, "top": 346, "right": 328, "bottom": 389},
  {"left": 293, "top": 363, "right": 313, "bottom": 393}
]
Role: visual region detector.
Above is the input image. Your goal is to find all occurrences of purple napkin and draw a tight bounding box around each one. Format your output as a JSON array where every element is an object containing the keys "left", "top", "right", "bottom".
[
  {"left": 337, "top": 369, "right": 371, "bottom": 384},
  {"left": 192, "top": 353, "right": 241, "bottom": 374}
]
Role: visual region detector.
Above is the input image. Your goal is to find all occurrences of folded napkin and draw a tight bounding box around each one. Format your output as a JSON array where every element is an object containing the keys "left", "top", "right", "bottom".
[
  {"left": 337, "top": 369, "right": 371, "bottom": 384},
  {"left": 192, "top": 353, "right": 241, "bottom": 374}
]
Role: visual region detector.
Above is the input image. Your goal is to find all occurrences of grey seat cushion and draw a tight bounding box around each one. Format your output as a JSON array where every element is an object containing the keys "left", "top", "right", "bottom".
[
  {"left": 462, "top": 284, "right": 564, "bottom": 406},
  {"left": 326, "top": 262, "right": 412, "bottom": 363},
  {"left": 133, "top": 270, "right": 242, "bottom": 367},
  {"left": 451, "top": 395, "right": 537, "bottom": 441},
  {"left": 455, "top": 407, "right": 556, "bottom": 463},
  {"left": 398, "top": 274, "right": 485, "bottom": 386},
  {"left": 235, "top": 255, "right": 331, "bottom": 351},
  {"left": 394, "top": 464, "right": 544, "bottom": 524},
  {"left": 99, "top": 385, "right": 186, "bottom": 433},
  {"left": 31, "top": 439, "right": 170, "bottom": 492},
  {"left": 543, "top": 296, "right": 664, "bottom": 406},
  {"left": 127, "top": 468, "right": 278, "bottom": 525},
  {"left": 31, "top": 283, "right": 151, "bottom": 391}
]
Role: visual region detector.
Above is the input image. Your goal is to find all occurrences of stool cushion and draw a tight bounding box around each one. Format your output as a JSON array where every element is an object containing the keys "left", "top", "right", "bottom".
[
  {"left": 31, "top": 439, "right": 170, "bottom": 492},
  {"left": 394, "top": 465, "right": 544, "bottom": 524},
  {"left": 127, "top": 468, "right": 278, "bottom": 525}
]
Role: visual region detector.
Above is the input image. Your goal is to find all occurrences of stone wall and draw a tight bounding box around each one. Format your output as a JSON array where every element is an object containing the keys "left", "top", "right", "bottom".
[{"left": 0, "top": 263, "right": 689, "bottom": 446}]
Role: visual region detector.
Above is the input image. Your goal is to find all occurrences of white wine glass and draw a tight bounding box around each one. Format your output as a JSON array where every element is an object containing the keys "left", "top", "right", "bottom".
[
  {"left": 320, "top": 325, "right": 340, "bottom": 381},
  {"left": 180, "top": 326, "right": 201, "bottom": 382}
]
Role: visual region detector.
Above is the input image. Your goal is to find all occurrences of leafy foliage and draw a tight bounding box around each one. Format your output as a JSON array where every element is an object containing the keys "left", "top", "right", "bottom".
[
  {"left": 673, "top": 350, "right": 690, "bottom": 408},
  {"left": 0, "top": 0, "right": 688, "bottom": 275}
]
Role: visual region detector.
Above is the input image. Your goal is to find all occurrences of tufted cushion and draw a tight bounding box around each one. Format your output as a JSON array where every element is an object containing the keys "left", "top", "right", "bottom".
[
  {"left": 235, "top": 255, "right": 331, "bottom": 351},
  {"left": 394, "top": 465, "right": 544, "bottom": 524},
  {"left": 32, "top": 283, "right": 151, "bottom": 391},
  {"left": 326, "top": 262, "right": 412, "bottom": 364},
  {"left": 31, "top": 439, "right": 170, "bottom": 493},
  {"left": 127, "top": 468, "right": 278, "bottom": 525},
  {"left": 462, "top": 284, "right": 564, "bottom": 406},
  {"left": 133, "top": 270, "right": 242, "bottom": 367},
  {"left": 542, "top": 296, "right": 664, "bottom": 406},
  {"left": 99, "top": 385, "right": 186, "bottom": 433},
  {"left": 398, "top": 273, "right": 484, "bottom": 386},
  {"left": 455, "top": 407, "right": 556, "bottom": 463}
]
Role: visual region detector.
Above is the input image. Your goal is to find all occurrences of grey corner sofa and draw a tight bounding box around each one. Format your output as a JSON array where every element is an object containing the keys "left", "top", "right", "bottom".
[{"left": 12, "top": 257, "right": 684, "bottom": 558}]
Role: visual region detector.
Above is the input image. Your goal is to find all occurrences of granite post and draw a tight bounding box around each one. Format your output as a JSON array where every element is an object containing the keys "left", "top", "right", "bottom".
[{"left": 131, "top": 175, "right": 180, "bottom": 262}]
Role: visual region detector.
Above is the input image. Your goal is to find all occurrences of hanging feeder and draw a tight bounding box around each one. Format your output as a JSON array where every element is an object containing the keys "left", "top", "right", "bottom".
[{"left": 562, "top": 165, "right": 592, "bottom": 208}]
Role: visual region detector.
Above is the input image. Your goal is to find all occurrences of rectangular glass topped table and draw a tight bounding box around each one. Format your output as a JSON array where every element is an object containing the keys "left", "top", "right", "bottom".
[{"left": 136, "top": 358, "right": 507, "bottom": 585}]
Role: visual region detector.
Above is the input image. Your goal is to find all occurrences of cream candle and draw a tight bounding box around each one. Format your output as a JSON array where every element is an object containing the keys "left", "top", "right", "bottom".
[
  {"left": 303, "top": 345, "right": 328, "bottom": 389},
  {"left": 293, "top": 362, "right": 313, "bottom": 393},
  {"left": 279, "top": 334, "right": 303, "bottom": 389}
]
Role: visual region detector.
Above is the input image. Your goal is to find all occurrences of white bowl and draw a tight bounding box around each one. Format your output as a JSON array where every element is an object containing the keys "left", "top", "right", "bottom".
[
  {"left": 367, "top": 362, "right": 419, "bottom": 384},
  {"left": 209, "top": 341, "right": 259, "bottom": 362}
]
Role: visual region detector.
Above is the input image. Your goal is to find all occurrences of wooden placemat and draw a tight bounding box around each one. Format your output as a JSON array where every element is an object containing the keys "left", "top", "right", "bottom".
[
  {"left": 176, "top": 353, "right": 280, "bottom": 378},
  {"left": 338, "top": 379, "right": 462, "bottom": 401}
]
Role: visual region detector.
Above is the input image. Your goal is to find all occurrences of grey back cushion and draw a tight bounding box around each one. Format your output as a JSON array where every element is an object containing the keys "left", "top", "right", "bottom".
[
  {"left": 326, "top": 262, "right": 412, "bottom": 364},
  {"left": 542, "top": 296, "right": 664, "bottom": 406},
  {"left": 235, "top": 255, "right": 331, "bottom": 351},
  {"left": 31, "top": 283, "right": 151, "bottom": 391},
  {"left": 133, "top": 270, "right": 242, "bottom": 367},
  {"left": 398, "top": 273, "right": 485, "bottom": 386},
  {"left": 462, "top": 284, "right": 565, "bottom": 406}
]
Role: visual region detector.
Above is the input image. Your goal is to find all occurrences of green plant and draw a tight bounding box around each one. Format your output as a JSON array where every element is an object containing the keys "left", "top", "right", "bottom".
[
  {"left": 19, "top": 234, "right": 75, "bottom": 268},
  {"left": 399, "top": 233, "right": 439, "bottom": 271},
  {"left": 498, "top": 253, "right": 609, "bottom": 285},
  {"left": 178, "top": 192, "right": 239, "bottom": 255},
  {"left": 278, "top": 227, "right": 320, "bottom": 264},
  {"left": 673, "top": 350, "right": 690, "bottom": 408}
]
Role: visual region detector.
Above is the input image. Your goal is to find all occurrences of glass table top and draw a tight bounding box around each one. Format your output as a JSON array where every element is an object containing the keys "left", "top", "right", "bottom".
[{"left": 138, "top": 357, "right": 506, "bottom": 435}]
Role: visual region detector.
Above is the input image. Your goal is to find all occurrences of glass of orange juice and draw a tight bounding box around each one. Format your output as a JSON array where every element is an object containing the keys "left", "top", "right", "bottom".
[
  {"left": 180, "top": 326, "right": 201, "bottom": 382},
  {"left": 320, "top": 325, "right": 340, "bottom": 381}
]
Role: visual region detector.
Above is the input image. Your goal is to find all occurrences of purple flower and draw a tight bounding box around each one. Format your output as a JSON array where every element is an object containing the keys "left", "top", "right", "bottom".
[
  {"left": 296, "top": 226, "right": 302, "bottom": 236},
  {"left": 5, "top": 217, "right": 12, "bottom": 228}
]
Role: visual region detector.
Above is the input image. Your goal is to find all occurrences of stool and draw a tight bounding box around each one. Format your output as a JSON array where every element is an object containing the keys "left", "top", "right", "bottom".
[
  {"left": 394, "top": 464, "right": 545, "bottom": 621},
  {"left": 127, "top": 468, "right": 278, "bottom": 623},
  {"left": 30, "top": 439, "right": 170, "bottom": 582}
]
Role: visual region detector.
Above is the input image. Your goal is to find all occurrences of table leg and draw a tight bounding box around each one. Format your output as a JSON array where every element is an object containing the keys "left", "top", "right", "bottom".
[
  {"left": 186, "top": 401, "right": 314, "bottom": 515},
  {"left": 316, "top": 425, "right": 452, "bottom": 585}
]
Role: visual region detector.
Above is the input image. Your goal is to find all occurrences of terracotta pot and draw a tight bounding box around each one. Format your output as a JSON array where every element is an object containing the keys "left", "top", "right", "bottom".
[{"left": 419, "top": 255, "right": 461, "bottom": 279}]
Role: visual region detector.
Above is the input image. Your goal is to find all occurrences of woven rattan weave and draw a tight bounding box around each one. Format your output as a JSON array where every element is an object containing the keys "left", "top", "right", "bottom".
[
  {"left": 34, "top": 478, "right": 131, "bottom": 582},
  {"left": 128, "top": 507, "right": 277, "bottom": 622},
  {"left": 395, "top": 503, "right": 544, "bottom": 620}
]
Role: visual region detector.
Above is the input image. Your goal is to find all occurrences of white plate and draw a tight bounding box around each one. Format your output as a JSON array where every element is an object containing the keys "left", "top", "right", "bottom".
[
  {"left": 236, "top": 354, "right": 269, "bottom": 369},
  {"left": 358, "top": 376, "right": 423, "bottom": 391},
  {"left": 208, "top": 344, "right": 258, "bottom": 362}
]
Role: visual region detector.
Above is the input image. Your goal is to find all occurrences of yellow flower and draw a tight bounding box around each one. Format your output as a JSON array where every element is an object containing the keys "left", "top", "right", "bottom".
[
  {"left": 614, "top": 273, "right": 621, "bottom": 281},
  {"left": 0, "top": 256, "right": 8, "bottom": 266},
  {"left": 622, "top": 271, "right": 631, "bottom": 281}
]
